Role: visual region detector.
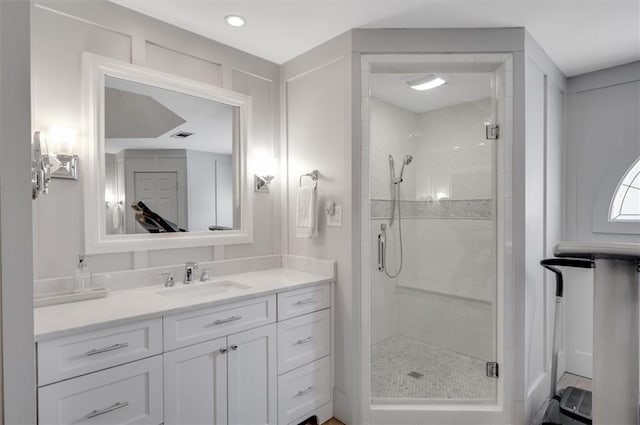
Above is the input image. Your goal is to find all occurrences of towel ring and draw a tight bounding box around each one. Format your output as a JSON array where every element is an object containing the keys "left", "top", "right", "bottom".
[{"left": 299, "top": 170, "right": 319, "bottom": 187}]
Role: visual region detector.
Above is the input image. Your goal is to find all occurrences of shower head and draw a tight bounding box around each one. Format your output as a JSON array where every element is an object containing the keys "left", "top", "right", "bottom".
[{"left": 398, "top": 155, "right": 413, "bottom": 181}]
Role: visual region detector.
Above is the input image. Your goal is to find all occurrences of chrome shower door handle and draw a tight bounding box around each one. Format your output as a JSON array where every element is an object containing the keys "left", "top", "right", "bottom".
[{"left": 377, "top": 232, "right": 385, "bottom": 272}]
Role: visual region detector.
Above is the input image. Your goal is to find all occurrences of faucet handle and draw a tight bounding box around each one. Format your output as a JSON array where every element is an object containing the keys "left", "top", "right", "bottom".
[
  {"left": 200, "top": 269, "right": 210, "bottom": 282},
  {"left": 161, "top": 272, "right": 175, "bottom": 287}
]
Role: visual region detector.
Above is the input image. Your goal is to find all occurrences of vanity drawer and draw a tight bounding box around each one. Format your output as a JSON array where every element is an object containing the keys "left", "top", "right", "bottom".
[
  {"left": 277, "top": 283, "right": 331, "bottom": 321},
  {"left": 278, "top": 309, "right": 330, "bottom": 373},
  {"left": 37, "top": 318, "right": 162, "bottom": 386},
  {"left": 38, "top": 355, "right": 163, "bottom": 425},
  {"left": 163, "top": 295, "right": 276, "bottom": 351},
  {"left": 278, "top": 356, "right": 331, "bottom": 425}
]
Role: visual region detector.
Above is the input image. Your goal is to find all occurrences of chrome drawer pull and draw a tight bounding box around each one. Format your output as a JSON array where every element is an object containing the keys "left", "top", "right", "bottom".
[
  {"left": 295, "top": 336, "right": 315, "bottom": 345},
  {"left": 295, "top": 298, "right": 317, "bottom": 305},
  {"left": 86, "top": 401, "right": 129, "bottom": 419},
  {"left": 206, "top": 316, "right": 243, "bottom": 327},
  {"left": 295, "top": 386, "right": 315, "bottom": 397},
  {"left": 86, "top": 342, "right": 129, "bottom": 356}
]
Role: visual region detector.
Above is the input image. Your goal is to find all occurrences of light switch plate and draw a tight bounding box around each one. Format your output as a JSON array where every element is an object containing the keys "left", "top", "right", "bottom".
[{"left": 327, "top": 205, "right": 342, "bottom": 227}]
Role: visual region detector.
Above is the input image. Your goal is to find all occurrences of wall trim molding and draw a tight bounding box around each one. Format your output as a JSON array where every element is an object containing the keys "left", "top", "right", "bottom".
[{"left": 568, "top": 60, "right": 640, "bottom": 94}]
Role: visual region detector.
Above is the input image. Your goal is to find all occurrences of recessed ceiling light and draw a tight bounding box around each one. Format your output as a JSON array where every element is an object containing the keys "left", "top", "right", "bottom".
[
  {"left": 407, "top": 74, "right": 447, "bottom": 91},
  {"left": 225, "top": 15, "right": 246, "bottom": 27}
]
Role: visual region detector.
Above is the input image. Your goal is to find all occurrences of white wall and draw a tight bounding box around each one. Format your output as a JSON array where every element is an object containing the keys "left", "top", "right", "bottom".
[
  {"left": 0, "top": 1, "right": 36, "bottom": 422},
  {"left": 280, "top": 32, "right": 357, "bottom": 424},
  {"left": 521, "top": 31, "right": 568, "bottom": 423},
  {"left": 565, "top": 60, "right": 640, "bottom": 242},
  {"left": 563, "top": 61, "right": 640, "bottom": 379},
  {"left": 31, "top": 0, "right": 281, "bottom": 280}
]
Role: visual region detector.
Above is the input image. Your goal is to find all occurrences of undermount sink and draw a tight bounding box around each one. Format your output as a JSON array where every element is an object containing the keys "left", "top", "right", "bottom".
[{"left": 156, "top": 280, "right": 252, "bottom": 299}]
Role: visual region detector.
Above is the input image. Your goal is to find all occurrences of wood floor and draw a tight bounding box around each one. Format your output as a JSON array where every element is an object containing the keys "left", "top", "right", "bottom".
[{"left": 322, "top": 419, "right": 345, "bottom": 425}]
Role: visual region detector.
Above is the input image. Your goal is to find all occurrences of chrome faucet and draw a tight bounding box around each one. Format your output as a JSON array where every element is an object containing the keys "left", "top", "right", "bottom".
[
  {"left": 184, "top": 262, "right": 199, "bottom": 284},
  {"left": 161, "top": 272, "right": 175, "bottom": 287}
]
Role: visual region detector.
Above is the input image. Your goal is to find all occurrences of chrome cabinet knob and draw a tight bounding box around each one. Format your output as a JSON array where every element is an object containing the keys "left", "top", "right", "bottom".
[{"left": 230, "top": 344, "right": 238, "bottom": 351}]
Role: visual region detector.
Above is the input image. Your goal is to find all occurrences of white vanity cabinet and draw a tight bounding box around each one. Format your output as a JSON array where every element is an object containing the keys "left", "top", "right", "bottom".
[
  {"left": 276, "top": 284, "right": 333, "bottom": 425},
  {"left": 163, "top": 324, "right": 277, "bottom": 425},
  {"left": 36, "top": 281, "right": 333, "bottom": 425}
]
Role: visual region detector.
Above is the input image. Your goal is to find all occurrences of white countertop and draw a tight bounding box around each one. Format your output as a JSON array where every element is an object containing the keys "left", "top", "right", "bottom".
[{"left": 34, "top": 268, "right": 333, "bottom": 342}]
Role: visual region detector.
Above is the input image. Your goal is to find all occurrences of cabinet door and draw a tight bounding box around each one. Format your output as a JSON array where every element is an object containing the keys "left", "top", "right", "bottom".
[
  {"left": 228, "top": 324, "right": 277, "bottom": 425},
  {"left": 163, "top": 337, "right": 228, "bottom": 425}
]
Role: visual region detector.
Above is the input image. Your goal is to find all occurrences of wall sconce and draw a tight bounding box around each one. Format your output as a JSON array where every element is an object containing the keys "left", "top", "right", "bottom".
[
  {"left": 255, "top": 175, "right": 274, "bottom": 192},
  {"left": 31, "top": 127, "right": 79, "bottom": 200},
  {"left": 48, "top": 127, "right": 79, "bottom": 180},
  {"left": 253, "top": 155, "right": 278, "bottom": 193}
]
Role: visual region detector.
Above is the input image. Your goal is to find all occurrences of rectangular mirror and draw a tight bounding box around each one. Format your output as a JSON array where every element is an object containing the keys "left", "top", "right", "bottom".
[{"left": 83, "top": 54, "right": 253, "bottom": 253}]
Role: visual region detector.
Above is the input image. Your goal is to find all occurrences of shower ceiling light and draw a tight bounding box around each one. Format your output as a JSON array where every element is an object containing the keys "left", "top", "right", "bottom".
[
  {"left": 225, "top": 15, "right": 246, "bottom": 27},
  {"left": 407, "top": 74, "right": 447, "bottom": 91}
]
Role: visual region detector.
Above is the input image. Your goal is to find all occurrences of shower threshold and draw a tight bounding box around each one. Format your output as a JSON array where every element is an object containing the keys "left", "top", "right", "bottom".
[{"left": 371, "top": 335, "right": 496, "bottom": 400}]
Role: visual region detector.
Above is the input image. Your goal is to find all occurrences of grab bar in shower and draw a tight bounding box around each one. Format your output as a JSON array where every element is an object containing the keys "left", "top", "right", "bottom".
[{"left": 377, "top": 224, "right": 386, "bottom": 272}]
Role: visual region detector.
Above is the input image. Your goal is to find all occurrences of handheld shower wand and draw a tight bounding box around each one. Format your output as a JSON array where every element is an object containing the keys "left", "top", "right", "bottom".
[
  {"left": 380, "top": 154, "right": 413, "bottom": 278},
  {"left": 390, "top": 154, "right": 413, "bottom": 184},
  {"left": 398, "top": 155, "right": 413, "bottom": 183}
]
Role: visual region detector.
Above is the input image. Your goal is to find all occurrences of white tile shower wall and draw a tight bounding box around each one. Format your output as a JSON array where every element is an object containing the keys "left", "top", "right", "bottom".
[
  {"left": 372, "top": 217, "right": 495, "bottom": 358},
  {"left": 370, "top": 97, "right": 496, "bottom": 203},
  {"left": 416, "top": 98, "right": 496, "bottom": 201},
  {"left": 31, "top": 1, "right": 281, "bottom": 280},
  {"left": 395, "top": 287, "right": 494, "bottom": 361},
  {"left": 370, "top": 98, "right": 418, "bottom": 200},
  {"left": 369, "top": 97, "right": 496, "bottom": 303},
  {"left": 370, "top": 220, "right": 399, "bottom": 345}
]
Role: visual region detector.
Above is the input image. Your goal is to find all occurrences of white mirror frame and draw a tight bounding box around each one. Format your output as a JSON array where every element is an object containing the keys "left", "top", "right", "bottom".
[{"left": 82, "top": 53, "right": 253, "bottom": 254}]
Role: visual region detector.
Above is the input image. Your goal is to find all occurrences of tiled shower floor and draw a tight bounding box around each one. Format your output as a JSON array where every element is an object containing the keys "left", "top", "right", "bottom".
[{"left": 371, "top": 335, "right": 496, "bottom": 400}]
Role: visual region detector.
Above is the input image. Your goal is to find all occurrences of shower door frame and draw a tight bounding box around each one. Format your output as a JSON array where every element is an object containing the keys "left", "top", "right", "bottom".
[{"left": 358, "top": 52, "right": 513, "bottom": 421}]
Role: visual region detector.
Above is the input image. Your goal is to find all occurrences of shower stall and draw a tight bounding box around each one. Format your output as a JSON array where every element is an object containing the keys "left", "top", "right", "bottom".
[{"left": 362, "top": 53, "right": 511, "bottom": 407}]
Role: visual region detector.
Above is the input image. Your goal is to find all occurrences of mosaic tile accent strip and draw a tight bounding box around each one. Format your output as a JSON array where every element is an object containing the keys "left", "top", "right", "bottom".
[
  {"left": 370, "top": 199, "right": 492, "bottom": 219},
  {"left": 371, "top": 335, "right": 496, "bottom": 400}
]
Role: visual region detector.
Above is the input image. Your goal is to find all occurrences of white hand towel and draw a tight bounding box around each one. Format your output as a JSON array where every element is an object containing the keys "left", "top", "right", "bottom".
[
  {"left": 112, "top": 204, "right": 121, "bottom": 231},
  {"left": 296, "top": 185, "right": 318, "bottom": 239}
]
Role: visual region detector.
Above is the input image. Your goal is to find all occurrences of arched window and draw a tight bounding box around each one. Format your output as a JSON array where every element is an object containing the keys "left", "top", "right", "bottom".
[{"left": 610, "top": 157, "right": 640, "bottom": 222}]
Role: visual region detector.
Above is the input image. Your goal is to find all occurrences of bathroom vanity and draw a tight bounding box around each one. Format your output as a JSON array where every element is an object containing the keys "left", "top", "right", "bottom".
[{"left": 34, "top": 267, "right": 335, "bottom": 425}]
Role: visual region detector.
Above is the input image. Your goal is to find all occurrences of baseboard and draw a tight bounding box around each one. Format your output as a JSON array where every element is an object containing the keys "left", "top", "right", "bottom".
[
  {"left": 525, "top": 373, "right": 551, "bottom": 425},
  {"left": 332, "top": 388, "right": 351, "bottom": 424}
]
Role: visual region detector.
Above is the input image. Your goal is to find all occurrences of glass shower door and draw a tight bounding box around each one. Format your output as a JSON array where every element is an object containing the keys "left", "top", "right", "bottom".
[{"left": 368, "top": 62, "right": 499, "bottom": 403}]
